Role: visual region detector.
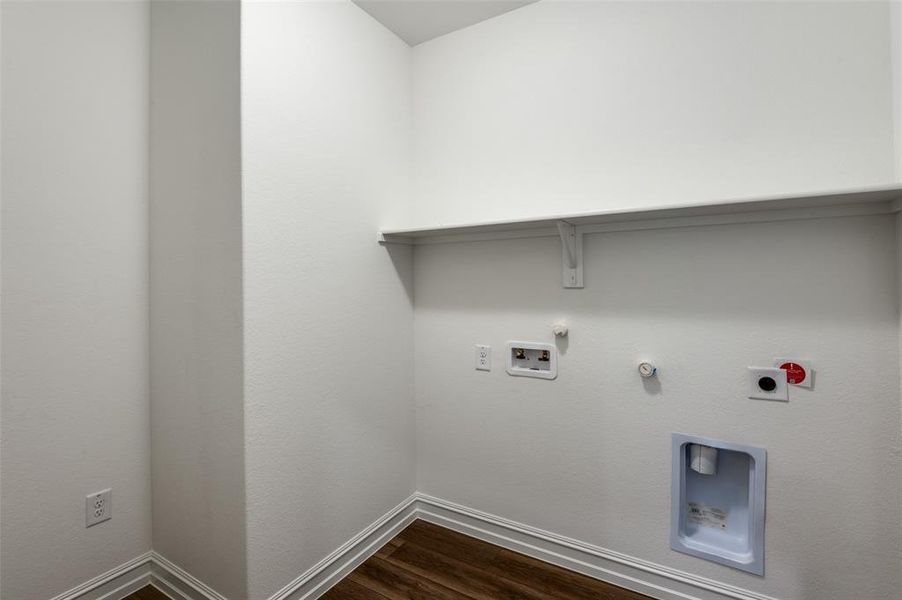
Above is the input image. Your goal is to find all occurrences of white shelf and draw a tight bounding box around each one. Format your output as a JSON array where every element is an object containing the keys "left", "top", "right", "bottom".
[{"left": 378, "top": 185, "right": 902, "bottom": 288}]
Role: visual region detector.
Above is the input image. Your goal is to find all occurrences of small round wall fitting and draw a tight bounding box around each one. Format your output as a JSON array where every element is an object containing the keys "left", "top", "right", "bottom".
[
  {"left": 638, "top": 361, "right": 657, "bottom": 378},
  {"left": 758, "top": 376, "right": 777, "bottom": 392},
  {"left": 552, "top": 323, "right": 569, "bottom": 337}
]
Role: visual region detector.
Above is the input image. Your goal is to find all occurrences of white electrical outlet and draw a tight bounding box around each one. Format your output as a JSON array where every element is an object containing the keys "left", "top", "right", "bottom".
[
  {"left": 86, "top": 489, "right": 111, "bottom": 527},
  {"left": 475, "top": 344, "right": 491, "bottom": 371}
]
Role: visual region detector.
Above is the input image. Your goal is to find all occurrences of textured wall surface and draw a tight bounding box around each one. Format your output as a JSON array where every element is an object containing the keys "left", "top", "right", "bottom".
[
  {"left": 412, "top": 0, "right": 896, "bottom": 226},
  {"left": 241, "top": 2, "right": 415, "bottom": 598},
  {"left": 411, "top": 9, "right": 902, "bottom": 596},
  {"left": 893, "top": 0, "right": 902, "bottom": 181},
  {"left": 414, "top": 215, "right": 902, "bottom": 600},
  {"left": 1, "top": 2, "right": 152, "bottom": 598},
  {"left": 149, "top": 2, "right": 246, "bottom": 598},
  {"left": 2, "top": 3, "right": 902, "bottom": 600}
]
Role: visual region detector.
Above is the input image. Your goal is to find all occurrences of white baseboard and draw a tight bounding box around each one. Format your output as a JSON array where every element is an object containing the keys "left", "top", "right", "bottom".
[
  {"left": 413, "top": 493, "right": 779, "bottom": 600},
  {"left": 48, "top": 553, "right": 152, "bottom": 600},
  {"left": 268, "top": 493, "right": 420, "bottom": 600},
  {"left": 145, "top": 493, "right": 419, "bottom": 600},
  {"left": 51, "top": 492, "right": 779, "bottom": 600},
  {"left": 149, "top": 552, "right": 228, "bottom": 600},
  {"left": 44, "top": 549, "right": 226, "bottom": 600}
]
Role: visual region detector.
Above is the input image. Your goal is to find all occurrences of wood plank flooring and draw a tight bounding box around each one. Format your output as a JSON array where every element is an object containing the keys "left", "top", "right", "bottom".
[
  {"left": 124, "top": 520, "right": 651, "bottom": 600},
  {"left": 123, "top": 586, "right": 168, "bottom": 600},
  {"left": 324, "top": 520, "right": 650, "bottom": 599}
]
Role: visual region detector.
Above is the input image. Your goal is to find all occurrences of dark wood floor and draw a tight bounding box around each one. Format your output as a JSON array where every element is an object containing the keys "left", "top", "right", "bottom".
[
  {"left": 324, "top": 520, "right": 650, "bottom": 599},
  {"left": 125, "top": 520, "right": 650, "bottom": 600},
  {"left": 124, "top": 586, "right": 168, "bottom": 600}
]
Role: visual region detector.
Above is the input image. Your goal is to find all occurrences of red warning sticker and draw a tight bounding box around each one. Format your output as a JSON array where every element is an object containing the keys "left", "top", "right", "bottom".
[{"left": 779, "top": 362, "right": 807, "bottom": 385}]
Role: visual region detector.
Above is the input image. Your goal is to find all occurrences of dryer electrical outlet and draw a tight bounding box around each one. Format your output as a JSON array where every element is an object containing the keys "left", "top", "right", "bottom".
[
  {"left": 506, "top": 341, "right": 557, "bottom": 379},
  {"left": 748, "top": 367, "right": 788, "bottom": 402}
]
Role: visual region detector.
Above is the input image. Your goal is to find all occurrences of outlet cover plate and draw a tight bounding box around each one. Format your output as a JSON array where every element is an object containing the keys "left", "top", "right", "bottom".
[
  {"left": 748, "top": 367, "right": 788, "bottom": 402},
  {"left": 475, "top": 344, "right": 491, "bottom": 371},
  {"left": 86, "top": 489, "right": 111, "bottom": 527}
]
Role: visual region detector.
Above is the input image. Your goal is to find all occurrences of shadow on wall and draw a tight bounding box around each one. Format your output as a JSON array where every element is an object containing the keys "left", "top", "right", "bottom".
[
  {"left": 407, "top": 212, "right": 902, "bottom": 598},
  {"left": 409, "top": 216, "right": 898, "bottom": 326},
  {"left": 384, "top": 242, "right": 414, "bottom": 304}
]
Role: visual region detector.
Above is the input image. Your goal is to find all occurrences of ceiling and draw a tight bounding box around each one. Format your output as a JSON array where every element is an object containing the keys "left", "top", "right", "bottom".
[{"left": 353, "top": 0, "right": 539, "bottom": 46}]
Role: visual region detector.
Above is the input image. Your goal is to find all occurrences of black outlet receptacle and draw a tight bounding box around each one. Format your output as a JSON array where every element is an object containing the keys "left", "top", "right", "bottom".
[{"left": 757, "top": 376, "right": 777, "bottom": 392}]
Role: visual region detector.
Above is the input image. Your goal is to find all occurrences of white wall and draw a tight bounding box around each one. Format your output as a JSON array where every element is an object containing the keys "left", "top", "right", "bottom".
[
  {"left": 894, "top": 0, "right": 902, "bottom": 181},
  {"left": 1, "top": 2, "right": 899, "bottom": 599},
  {"left": 0, "top": 2, "right": 152, "bottom": 598},
  {"left": 414, "top": 216, "right": 902, "bottom": 599},
  {"left": 149, "top": 2, "right": 246, "bottom": 598},
  {"left": 412, "top": 0, "right": 896, "bottom": 226},
  {"left": 241, "top": 2, "right": 415, "bottom": 598},
  {"left": 893, "top": 2, "right": 902, "bottom": 544},
  {"left": 411, "top": 2, "right": 902, "bottom": 599}
]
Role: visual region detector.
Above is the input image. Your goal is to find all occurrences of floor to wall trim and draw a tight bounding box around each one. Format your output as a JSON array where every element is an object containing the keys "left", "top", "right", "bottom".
[
  {"left": 47, "top": 552, "right": 152, "bottom": 600},
  {"left": 148, "top": 552, "right": 228, "bottom": 600},
  {"left": 413, "top": 493, "right": 779, "bottom": 600},
  {"left": 268, "top": 493, "right": 421, "bottom": 600},
  {"left": 54, "top": 493, "right": 780, "bottom": 600}
]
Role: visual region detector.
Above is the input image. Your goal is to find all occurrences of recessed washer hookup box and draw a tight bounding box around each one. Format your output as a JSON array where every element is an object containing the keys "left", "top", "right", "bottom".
[{"left": 671, "top": 433, "right": 766, "bottom": 575}]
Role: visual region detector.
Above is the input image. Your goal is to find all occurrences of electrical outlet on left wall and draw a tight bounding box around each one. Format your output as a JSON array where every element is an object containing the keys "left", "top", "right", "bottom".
[{"left": 85, "top": 489, "right": 111, "bottom": 527}]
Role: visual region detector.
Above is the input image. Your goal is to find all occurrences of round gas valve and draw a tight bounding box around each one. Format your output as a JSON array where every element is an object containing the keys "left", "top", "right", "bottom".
[{"left": 638, "top": 361, "right": 657, "bottom": 379}]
